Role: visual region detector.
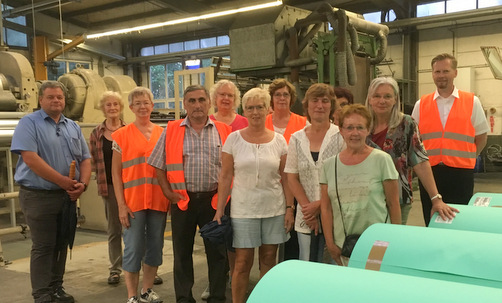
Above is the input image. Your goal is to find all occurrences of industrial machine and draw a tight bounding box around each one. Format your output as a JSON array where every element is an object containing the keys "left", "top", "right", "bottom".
[{"left": 0, "top": 49, "right": 138, "bottom": 232}]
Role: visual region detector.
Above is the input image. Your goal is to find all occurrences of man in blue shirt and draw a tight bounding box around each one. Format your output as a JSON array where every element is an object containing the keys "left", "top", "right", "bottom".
[{"left": 11, "top": 81, "right": 91, "bottom": 303}]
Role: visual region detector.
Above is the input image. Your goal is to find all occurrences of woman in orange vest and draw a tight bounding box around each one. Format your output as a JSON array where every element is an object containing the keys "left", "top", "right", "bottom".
[
  {"left": 111, "top": 87, "right": 168, "bottom": 303},
  {"left": 266, "top": 78, "right": 307, "bottom": 261}
]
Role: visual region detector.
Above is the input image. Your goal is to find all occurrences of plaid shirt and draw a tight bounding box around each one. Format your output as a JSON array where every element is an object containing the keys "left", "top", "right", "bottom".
[
  {"left": 148, "top": 117, "right": 222, "bottom": 192},
  {"left": 89, "top": 119, "right": 125, "bottom": 196}
]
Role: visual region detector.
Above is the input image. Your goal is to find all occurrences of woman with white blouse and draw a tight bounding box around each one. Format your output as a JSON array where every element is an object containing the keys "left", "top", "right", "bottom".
[
  {"left": 285, "top": 83, "right": 344, "bottom": 262},
  {"left": 213, "top": 87, "right": 294, "bottom": 303}
]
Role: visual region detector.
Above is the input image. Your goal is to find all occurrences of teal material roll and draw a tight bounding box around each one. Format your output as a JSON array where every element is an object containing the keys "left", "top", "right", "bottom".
[
  {"left": 469, "top": 192, "right": 502, "bottom": 207},
  {"left": 247, "top": 260, "right": 502, "bottom": 303},
  {"left": 348, "top": 223, "right": 502, "bottom": 288},
  {"left": 429, "top": 204, "right": 502, "bottom": 234}
]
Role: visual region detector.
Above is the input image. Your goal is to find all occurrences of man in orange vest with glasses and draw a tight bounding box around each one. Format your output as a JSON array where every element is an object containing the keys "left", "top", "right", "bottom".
[
  {"left": 412, "top": 53, "right": 489, "bottom": 226},
  {"left": 148, "top": 85, "right": 231, "bottom": 303}
]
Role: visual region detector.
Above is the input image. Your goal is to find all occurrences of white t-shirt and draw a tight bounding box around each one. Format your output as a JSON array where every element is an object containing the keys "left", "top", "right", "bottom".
[
  {"left": 222, "top": 131, "right": 288, "bottom": 218},
  {"left": 412, "top": 87, "right": 489, "bottom": 135}
]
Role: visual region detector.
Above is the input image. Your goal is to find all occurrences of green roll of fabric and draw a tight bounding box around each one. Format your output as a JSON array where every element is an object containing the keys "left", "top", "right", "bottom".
[
  {"left": 429, "top": 204, "right": 502, "bottom": 234},
  {"left": 469, "top": 192, "right": 502, "bottom": 207},
  {"left": 348, "top": 223, "right": 502, "bottom": 288},
  {"left": 248, "top": 260, "right": 502, "bottom": 303}
]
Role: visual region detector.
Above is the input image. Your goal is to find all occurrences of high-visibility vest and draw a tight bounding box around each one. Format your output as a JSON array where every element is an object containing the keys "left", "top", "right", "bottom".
[
  {"left": 418, "top": 91, "right": 476, "bottom": 169},
  {"left": 164, "top": 119, "right": 231, "bottom": 211},
  {"left": 265, "top": 112, "right": 307, "bottom": 143},
  {"left": 112, "top": 123, "right": 169, "bottom": 212}
]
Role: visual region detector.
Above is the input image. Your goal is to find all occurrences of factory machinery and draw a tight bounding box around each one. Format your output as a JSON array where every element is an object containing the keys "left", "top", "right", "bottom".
[
  {"left": 0, "top": 50, "right": 138, "bottom": 237},
  {"left": 0, "top": 3, "right": 388, "bottom": 236}
]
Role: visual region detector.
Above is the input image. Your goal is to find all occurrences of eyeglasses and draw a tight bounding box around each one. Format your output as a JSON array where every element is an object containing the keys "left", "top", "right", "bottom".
[
  {"left": 273, "top": 92, "right": 290, "bottom": 98},
  {"left": 343, "top": 125, "right": 366, "bottom": 132},
  {"left": 132, "top": 101, "right": 152, "bottom": 107},
  {"left": 217, "top": 92, "right": 235, "bottom": 99},
  {"left": 245, "top": 105, "right": 266, "bottom": 112}
]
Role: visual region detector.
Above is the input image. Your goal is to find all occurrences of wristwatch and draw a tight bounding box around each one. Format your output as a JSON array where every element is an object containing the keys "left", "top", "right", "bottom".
[
  {"left": 80, "top": 181, "right": 88, "bottom": 192},
  {"left": 286, "top": 205, "right": 295, "bottom": 210},
  {"left": 430, "top": 193, "right": 442, "bottom": 201}
]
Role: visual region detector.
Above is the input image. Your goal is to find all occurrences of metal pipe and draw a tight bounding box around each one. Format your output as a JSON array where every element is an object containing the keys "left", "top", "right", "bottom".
[
  {"left": 0, "top": 192, "right": 18, "bottom": 200},
  {"left": 0, "top": 225, "right": 29, "bottom": 236}
]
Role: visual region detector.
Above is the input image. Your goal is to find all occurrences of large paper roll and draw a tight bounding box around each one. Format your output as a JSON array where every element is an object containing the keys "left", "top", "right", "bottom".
[
  {"left": 348, "top": 223, "right": 502, "bottom": 288},
  {"left": 248, "top": 260, "right": 502, "bottom": 302},
  {"left": 469, "top": 192, "right": 502, "bottom": 207},
  {"left": 429, "top": 204, "right": 502, "bottom": 234}
]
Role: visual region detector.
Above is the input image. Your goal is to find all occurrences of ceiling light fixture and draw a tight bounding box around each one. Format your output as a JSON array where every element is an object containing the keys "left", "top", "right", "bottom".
[{"left": 87, "top": 0, "right": 283, "bottom": 39}]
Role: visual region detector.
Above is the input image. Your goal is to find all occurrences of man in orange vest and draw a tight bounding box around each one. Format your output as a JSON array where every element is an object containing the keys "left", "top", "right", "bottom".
[
  {"left": 412, "top": 53, "right": 488, "bottom": 225},
  {"left": 148, "top": 85, "right": 231, "bottom": 303}
]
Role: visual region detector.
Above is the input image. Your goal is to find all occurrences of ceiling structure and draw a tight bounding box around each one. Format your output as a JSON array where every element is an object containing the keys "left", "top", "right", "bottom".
[{"left": 2, "top": 0, "right": 441, "bottom": 47}]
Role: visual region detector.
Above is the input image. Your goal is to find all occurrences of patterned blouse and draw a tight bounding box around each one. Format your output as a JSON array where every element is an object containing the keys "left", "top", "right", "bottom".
[{"left": 368, "top": 114, "right": 428, "bottom": 205}]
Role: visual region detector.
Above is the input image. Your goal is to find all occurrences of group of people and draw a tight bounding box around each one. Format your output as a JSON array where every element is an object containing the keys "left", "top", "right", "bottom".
[{"left": 12, "top": 52, "right": 488, "bottom": 303}]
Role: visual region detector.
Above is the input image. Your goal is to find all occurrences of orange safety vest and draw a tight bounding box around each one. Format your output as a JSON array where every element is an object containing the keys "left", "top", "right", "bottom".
[
  {"left": 164, "top": 119, "right": 232, "bottom": 211},
  {"left": 418, "top": 91, "right": 476, "bottom": 169},
  {"left": 112, "top": 123, "right": 169, "bottom": 212},
  {"left": 265, "top": 112, "right": 307, "bottom": 143}
]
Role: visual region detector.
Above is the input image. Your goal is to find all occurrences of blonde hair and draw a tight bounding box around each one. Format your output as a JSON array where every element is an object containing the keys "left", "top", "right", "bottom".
[
  {"left": 99, "top": 91, "right": 124, "bottom": 113},
  {"left": 210, "top": 80, "right": 241, "bottom": 109},
  {"left": 242, "top": 88, "right": 271, "bottom": 110},
  {"left": 128, "top": 87, "right": 153, "bottom": 106}
]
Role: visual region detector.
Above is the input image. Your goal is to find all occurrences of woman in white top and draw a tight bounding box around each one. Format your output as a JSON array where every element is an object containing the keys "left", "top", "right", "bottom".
[
  {"left": 285, "top": 83, "right": 345, "bottom": 262},
  {"left": 214, "top": 87, "right": 294, "bottom": 303}
]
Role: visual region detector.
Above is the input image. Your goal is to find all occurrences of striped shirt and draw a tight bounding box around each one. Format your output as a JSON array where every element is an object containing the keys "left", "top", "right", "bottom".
[{"left": 148, "top": 117, "right": 222, "bottom": 192}]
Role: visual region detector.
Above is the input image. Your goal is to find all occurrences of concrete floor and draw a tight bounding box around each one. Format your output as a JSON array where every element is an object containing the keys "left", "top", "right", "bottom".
[{"left": 1, "top": 172, "right": 501, "bottom": 303}]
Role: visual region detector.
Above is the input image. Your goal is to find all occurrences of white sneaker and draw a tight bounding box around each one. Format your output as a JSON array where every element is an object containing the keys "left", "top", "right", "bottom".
[
  {"left": 140, "top": 288, "right": 163, "bottom": 303},
  {"left": 201, "top": 285, "right": 210, "bottom": 300},
  {"left": 126, "top": 296, "right": 139, "bottom": 303}
]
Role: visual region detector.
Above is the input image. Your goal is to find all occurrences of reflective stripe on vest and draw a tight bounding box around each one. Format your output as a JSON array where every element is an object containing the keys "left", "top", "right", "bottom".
[
  {"left": 112, "top": 123, "right": 169, "bottom": 212},
  {"left": 418, "top": 91, "right": 476, "bottom": 169},
  {"left": 164, "top": 119, "right": 232, "bottom": 211}
]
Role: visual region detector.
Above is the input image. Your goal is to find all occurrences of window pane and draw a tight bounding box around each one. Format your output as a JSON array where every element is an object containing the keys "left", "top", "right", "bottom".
[
  {"left": 201, "top": 37, "right": 217, "bottom": 48},
  {"left": 141, "top": 47, "right": 154, "bottom": 56},
  {"left": 169, "top": 42, "right": 183, "bottom": 53},
  {"left": 154, "top": 44, "right": 169, "bottom": 55},
  {"left": 446, "top": 0, "right": 476, "bottom": 13},
  {"left": 217, "top": 35, "right": 230, "bottom": 46},
  {"left": 150, "top": 65, "right": 166, "bottom": 100},
  {"left": 184, "top": 40, "right": 199, "bottom": 51},
  {"left": 387, "top": 9, "right": 396, "bottom": 22},
  {"left": 201, "top": 58, "right": 212, "bottom": 67},
  {"left": 363, "top": 11, "right": 381, "bottom": 23},
  {"left": 47, "top": 61, "right": 66, "bottom": 81},
  {"left": 478, "top": 0, "right": 502, "bottom": 8},
  {"left": 6, "top": 28, "right": 27, "bottom": 47},
  {"left": 166, "top": 62, "right": 182, "bottom": 99},
  {"left": 69, "top": 62, "right": 90, "bottom": 71},
  {"left": 417, "top": 2, "right": 445, "bottom": 17}
]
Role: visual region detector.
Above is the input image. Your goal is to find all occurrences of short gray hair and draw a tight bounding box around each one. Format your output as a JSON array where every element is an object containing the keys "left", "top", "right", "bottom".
[
  {"left": 183, "top": 85, "right": 209, "bottom": 100},
  {"left": 128, "top": 87, "right": 153, "bottom": 106},
  {"left": 39, "top": 81, "right": 66, "bottom": 97},
  {"left": 99, "top": 91, "right": 124, "bottom": 112},
  {"left": 210, "top": 80, "right": 241, "bottom": 109}
]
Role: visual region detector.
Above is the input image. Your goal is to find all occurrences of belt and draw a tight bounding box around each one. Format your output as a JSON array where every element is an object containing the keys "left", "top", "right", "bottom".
[
  {"left": 20, "top": 185, "right": 65, "bottom": 194},
  {"left": 187, "top": 190, "right": 217, "bottom": 200}
]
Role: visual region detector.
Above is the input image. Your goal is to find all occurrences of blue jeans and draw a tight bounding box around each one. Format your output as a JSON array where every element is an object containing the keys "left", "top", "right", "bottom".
[
  {"left": 122, "top": 209, "right": 167, "bottom": 272},
  {"left": 297, "top": 231, "right": 325, "bottom": 262}
]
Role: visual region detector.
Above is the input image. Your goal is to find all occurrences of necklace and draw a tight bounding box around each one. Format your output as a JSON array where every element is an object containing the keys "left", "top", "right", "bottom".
[{"left": 105, "top": 120, "right": 121, "bottom": 132}]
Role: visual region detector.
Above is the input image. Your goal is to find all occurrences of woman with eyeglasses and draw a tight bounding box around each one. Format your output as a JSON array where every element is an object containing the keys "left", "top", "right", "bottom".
[
  {"left": 320, "top": 104, "right": 401, "bottom": 266},
  {"left": 214, "top": 88, "right": 294, "bottom": 303},
  {"left": 332, "top": 87, "right": 354, "bottom": 126},
  {"left": 365, "top": 77, "right": 458, "bottom": 225},
  {"left": 285, "top": 83, "right": 345, "bottom": 262},
  {"left": 111, "top": 87, "right": 168, "bottom": 303},
  {"left": 209, "top": 79, "right": 248, "bottom": 131},
  {"left": 266, "top": 78, "right": 307, "bottom": 143}
]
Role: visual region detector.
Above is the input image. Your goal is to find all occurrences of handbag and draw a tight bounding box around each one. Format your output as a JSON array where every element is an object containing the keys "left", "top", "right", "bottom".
[{"left": 334, "top": 155, "right": 360, "bottom": 258}]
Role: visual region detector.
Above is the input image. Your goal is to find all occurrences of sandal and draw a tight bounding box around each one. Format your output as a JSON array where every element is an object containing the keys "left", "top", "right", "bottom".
[{"left": 108, "top": 272, "right": 120, "bottom": 285}]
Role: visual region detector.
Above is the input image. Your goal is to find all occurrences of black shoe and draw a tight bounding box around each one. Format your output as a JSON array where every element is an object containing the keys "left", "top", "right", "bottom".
[
  {"left": 108, "top": 272, "right": 120, "bottom": 285},
  {"left": 153, "top": 275, "right": 163, "bottom": 285},
  {"left": 52, "top": 287, "right": 74, "bottom": 303}
]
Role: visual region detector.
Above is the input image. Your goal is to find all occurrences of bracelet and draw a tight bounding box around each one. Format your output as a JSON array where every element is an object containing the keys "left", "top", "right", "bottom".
[{"left": 430, "top": 193, "right": 442, "bottom": 201}]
